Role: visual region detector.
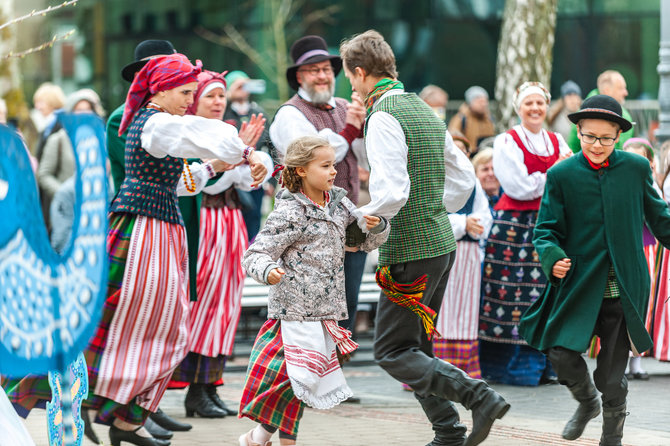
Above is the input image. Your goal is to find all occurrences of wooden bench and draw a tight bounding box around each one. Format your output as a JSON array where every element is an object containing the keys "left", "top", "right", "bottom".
[{"left": 241, "top": 272, "right": 381, "bottom": 308}]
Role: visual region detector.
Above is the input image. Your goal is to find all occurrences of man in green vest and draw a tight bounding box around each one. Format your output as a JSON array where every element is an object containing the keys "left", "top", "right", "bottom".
[
  {"left": 340, "top": 30, "right": 509, "bottom": 446},
  {"left": 520, "top": 95, "right": 670, "bottom": 446}
]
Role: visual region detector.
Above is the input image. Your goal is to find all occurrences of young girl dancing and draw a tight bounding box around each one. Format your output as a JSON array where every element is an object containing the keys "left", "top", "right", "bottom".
[{"left": 239, "top": 136, "right": 389, "bottom": 446}]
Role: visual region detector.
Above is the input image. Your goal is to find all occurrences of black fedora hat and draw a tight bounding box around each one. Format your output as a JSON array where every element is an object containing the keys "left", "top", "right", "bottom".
[
  {"left": 568, "top": 94, "right": 632, "bottom": 132},
  {"left": 286, "top": 35, "right": 342, "bottom": 91},
  {"left": 121, "top": 40, "right": 177, "bottom": 82}
]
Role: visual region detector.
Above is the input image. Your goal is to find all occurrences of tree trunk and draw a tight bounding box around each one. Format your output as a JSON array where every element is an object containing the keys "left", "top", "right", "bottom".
[{"left": 494, "top": 0, "right": 558, "bottom": 132}]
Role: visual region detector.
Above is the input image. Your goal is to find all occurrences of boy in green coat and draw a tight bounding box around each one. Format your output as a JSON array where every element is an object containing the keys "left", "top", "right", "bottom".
[{"left": 519, "top": 94, "right": 670, "bottom": 446}]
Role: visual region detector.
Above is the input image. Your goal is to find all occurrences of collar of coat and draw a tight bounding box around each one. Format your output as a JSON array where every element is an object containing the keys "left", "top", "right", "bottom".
[
  {"left": 581, "top": 148, "right": 617, "bottom": 170},
  {"left": 276, "top": 186, "right": 348, "bottom": 218}
]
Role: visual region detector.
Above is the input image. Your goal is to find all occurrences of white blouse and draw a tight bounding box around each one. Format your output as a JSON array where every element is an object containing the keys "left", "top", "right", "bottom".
[
  {"left": 447, "top": 180, "right": 493, "bottom": 241},
  {"left": 492, "top": 124, "right": 571, "bottom": 201}
]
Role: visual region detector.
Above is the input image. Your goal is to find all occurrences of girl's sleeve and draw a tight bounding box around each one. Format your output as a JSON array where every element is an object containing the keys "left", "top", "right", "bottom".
[
  {"left": 242, "top": 205, "right": 303, "bottom": 284},
  {"left": 359, "top": 217, "right": 390, "bottom": 252}
]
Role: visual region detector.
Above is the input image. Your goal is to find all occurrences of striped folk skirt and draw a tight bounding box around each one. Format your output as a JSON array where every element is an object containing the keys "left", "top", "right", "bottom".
[
  {"left": 433, "top": 240, "right": 482, "bottom": 378},
  {"left": 87, "top": 213, "right": 190, "bottom": 423},
  {"left": 239, "top": 320, "right": 305, "bottom": 436},
  {"left": 652, "top": 247, "right": 670, "bottom": 361},
  {"left": 188, "top": 206, "right": 248, "bottom": 358}
]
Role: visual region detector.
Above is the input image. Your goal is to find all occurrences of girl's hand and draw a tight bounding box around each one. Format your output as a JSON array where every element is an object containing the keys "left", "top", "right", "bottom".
[
  {"left": 239, "top": 113, "right": 266, "bottom": 147},
  {"left": 248, "top": 151, "right": 268, "bottom": 188},
  {"left": 267, "top": 267, "right": 285, "bottom": 285},
  {"left": 363, "top": 215, "right": 381, "bottom": 230},
  {"left": 552, "top": 258, "right": 571, "bottom": 279},
  {"left": 465, "top": 216, "right": 484, "bottom": 235}
]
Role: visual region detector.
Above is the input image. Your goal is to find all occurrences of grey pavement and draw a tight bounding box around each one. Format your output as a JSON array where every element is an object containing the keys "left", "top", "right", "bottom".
[{"left": 18, "top": 354, "right": 670, "bottom": 446}]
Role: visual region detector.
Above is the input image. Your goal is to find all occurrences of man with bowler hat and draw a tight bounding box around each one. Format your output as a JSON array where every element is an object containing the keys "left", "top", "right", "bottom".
[
  {"left": 520, "top": 94, "right": 670, "bottom": 446},
  {"left": 269, "top": 35, "right": 368, "bottom": 364},
  {"left": 102, "top": 39, "right": 193, "bottom": 442}
]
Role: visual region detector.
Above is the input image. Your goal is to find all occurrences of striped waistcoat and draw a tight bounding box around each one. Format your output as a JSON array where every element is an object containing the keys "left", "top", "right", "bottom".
[{"left": 367, "top": 93, "right": 456, "bottom": 266}]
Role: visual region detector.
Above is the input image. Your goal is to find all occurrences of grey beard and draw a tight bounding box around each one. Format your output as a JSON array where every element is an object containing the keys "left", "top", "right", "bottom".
[{"left": 306, "top": 83, "right": 335, "bottom": 105}]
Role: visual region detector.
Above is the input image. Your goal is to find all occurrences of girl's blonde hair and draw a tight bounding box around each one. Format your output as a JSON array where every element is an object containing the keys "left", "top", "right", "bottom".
[{"left": 282, "top": 136, "right": 333, "bottom": 193}]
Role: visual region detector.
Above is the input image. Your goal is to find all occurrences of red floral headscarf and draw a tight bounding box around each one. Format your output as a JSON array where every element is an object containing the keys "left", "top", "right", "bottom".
[
  {"left": 119, "top": 53, "right": 203, "bottom": 136},
  {"left": 185, "top": 70, "right": 227, "bottom": 116}
]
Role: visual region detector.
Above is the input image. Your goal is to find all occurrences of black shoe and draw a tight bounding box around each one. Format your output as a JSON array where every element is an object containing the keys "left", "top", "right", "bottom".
[
  {"left": 205, "top": 383, "right": 238, "bottom": 416},
  {"left": 464, "top": 391, "right": 510, "bottom": 446},
  {"left": 144, "top": 417, "right": 173, "bottom": 440},
  {"left": 149, "top": 408, "right": 192, "bottom": 432},
  {"left": 185, "top": 383, "right": 226, "bottom": 418},
  {"left": 109, "top": 425, "right": 171, "bottom": 446},
  {"left": 562, "top": 375, "right": 601, "bottom": 441},
  {"left": 342, "top": 396, "right": 361, "bottom": 404},
  {"left": 81, "top": 407, "right": 101, "bottom": 445},
  {"left": 631, "top": 371, "right": 650, "bottom": 380}
]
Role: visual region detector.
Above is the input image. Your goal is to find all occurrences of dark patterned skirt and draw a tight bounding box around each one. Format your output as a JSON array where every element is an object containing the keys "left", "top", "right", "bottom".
[{"left": 478, "top": 209, "right": 552, "bottom": 386}]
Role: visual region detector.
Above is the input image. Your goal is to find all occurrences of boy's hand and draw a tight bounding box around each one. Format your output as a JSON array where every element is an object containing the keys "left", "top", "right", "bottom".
[
  {"left": 363, "top": 215, "right": 381, "bottom": 230},
  {"left": 552, "top": 258, "right": 571, "bottom": 279},
  {"left": 267, "top": 267, "right": 285, "bottom": 285}
]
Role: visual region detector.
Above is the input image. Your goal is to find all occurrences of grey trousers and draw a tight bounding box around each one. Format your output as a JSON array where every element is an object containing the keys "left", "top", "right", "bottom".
[{"left": 373, "top": 252, "right": 455, "bottom": 396}]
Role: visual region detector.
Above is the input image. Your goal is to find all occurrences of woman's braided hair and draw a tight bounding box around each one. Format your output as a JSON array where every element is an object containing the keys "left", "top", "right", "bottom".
[{"left": 281, "top": 136, "right": 333, "bottom": 193}]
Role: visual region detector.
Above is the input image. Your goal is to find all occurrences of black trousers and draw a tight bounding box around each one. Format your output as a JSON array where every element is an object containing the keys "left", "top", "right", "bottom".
[{"left": 546, "top": 298, "right": 631, "bottom": 408}]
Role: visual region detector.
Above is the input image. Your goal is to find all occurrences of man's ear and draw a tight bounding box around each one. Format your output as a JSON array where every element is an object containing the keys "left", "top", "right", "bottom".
[{"left": 354, "top": 66, "right": 367, "bottom": 79}]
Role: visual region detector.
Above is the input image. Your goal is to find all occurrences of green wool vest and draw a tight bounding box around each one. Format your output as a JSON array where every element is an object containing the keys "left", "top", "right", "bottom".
[{"left": 368, "top": 93, "right": 456, "bottom": 266}]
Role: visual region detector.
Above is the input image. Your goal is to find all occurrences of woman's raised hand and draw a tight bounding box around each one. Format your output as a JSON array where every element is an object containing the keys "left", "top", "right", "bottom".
[{"left": 238, "top": 113, "right": 266, "bottom": 148}]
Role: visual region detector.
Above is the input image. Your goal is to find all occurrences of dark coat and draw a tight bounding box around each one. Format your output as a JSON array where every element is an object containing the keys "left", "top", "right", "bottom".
[{"left": 519, "top": 149, "right": 670, "bottom": 354}]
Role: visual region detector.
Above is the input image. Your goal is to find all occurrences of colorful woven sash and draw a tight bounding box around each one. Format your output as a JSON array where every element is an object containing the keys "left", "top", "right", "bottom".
[{"left": 375, "top": 266, "right": 440, "bottom": 339}]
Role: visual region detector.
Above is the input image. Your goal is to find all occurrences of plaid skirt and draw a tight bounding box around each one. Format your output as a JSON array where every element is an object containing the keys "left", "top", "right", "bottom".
[
  {"left": 239, "top": 319, "right": 305, "bottom": 436},
  {"left": 432, "top": 339, "right": 482, "bottom": 379}
]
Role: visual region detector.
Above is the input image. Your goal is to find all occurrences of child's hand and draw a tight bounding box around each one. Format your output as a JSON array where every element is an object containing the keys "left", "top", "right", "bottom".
[
  {"left": 552, "top": 258, "right": 571, "bottom": 279},
  {"left": 267, "top": 267, "right": 285, "bottom": 285},
  {"left": 465, "top": 216, "right": 484, "bottom": 235},
  {"left": 363, "top": 215, "right": 381, "bottom": 230}
]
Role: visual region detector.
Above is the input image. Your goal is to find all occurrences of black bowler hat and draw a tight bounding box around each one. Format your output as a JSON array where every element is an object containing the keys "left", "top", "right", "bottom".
[
  {"left": 121, "top": 40, "right": 177, "bottom": 82},
  {"left": 568, "top": 94, "right": 632, "bottom": 132},
  {"left": 286, "top": 35, "right": 342, "bottom": 91}
]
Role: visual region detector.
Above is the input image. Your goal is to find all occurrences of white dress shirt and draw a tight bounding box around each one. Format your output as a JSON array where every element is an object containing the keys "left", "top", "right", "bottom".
[
  {"left": 492, "top": 124, "right": 571, "bottom": 201},
  {"left": 269, "top": 87, "right": 355, "bottom": 163},
  {"left": 358, "top": 89, "right": 476, "bottom": 225}
]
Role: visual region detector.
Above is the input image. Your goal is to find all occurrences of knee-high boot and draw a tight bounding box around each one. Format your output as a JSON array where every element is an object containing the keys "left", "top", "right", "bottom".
[
  {"left": 600, "top": 403, "right": 627, "bottom": 446},
  {"left": 562, "top": 374, "right": 601, "bottom": 440},
  {"left": 415, "top": 393, "right": 467, "bottom": 446},
  {"left": 429, "top": 361, "right": 510, "bottom": 446}
]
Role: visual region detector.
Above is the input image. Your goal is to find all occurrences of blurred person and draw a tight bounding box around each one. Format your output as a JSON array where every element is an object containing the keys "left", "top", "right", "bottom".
[
  {"left": 547, "top": 80, "right": 582, "bottom": 140},
  {"left": 223, "top": 70, "right": 272, "bottom": 242},
  {"left": 341, "top": 30, "right": 508, "bottom": 446},
  {"left": 31, "top": 82, "right": 65, "bottom": 145},
  {"left": 37, "top": 89, "right": 104, "bottom": 231},
  {"left": 269, "top": 35, "right": 369, "bottom": 366},
  {"left": 479, "top": 81, "right": 571, "bottom": 387},
  {"left": 519, "top": 95, "right": 670, "bottom": 445},
  {"left": 419, "top": 84, "right": 449, "bottom": 121},
  {"left": 448, "top": 86, "right": 495, "bottom": 151},
  {"left": 567, "top": 70, "right": 633, "bottom": 152},
  {"left": 471, "top": 148, "right": 501, "bottom": 209},
  {"left": 654, "top": 139, "right": 670, "bottom": 364},
  {"left": 170, "top": 70, "right": 271, "bottom": 419}
]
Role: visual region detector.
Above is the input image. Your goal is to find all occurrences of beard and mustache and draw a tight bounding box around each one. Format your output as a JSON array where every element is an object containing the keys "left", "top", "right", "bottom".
[{"left": 304, "top": 79, "right": 335, "bottom": 105}]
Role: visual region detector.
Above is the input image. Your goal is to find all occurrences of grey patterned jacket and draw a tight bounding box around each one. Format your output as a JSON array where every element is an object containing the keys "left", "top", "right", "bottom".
[{"left": 242, "top": 186, "right": 389, "bottom": 321}]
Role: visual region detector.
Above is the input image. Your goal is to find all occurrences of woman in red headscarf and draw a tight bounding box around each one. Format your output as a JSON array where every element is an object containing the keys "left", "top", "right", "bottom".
[{"left": 169, "top": 71, "right": 272, "bottom": 418}]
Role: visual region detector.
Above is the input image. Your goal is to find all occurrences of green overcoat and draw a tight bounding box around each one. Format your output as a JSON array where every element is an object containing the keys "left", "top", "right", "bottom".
[{"left": 519, "top": 149, "right": 670, "bottom": 354}]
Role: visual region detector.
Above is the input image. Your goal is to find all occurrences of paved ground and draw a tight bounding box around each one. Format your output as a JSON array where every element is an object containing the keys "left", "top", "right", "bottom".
[{"left": 18, "top": 355, "right": 670, "bottom": 446}]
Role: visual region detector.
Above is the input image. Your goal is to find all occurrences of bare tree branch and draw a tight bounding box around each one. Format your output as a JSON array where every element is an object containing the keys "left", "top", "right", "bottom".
[
  {"left": 0, "top": 0, "right": 77, "bottom": 32},
  {"left": 3, "top": 29, "right": 75, "bottom": 60}
]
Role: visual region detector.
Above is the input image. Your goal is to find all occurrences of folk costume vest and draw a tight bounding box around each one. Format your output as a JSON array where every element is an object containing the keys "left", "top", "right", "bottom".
[
  {"left": 284, "top": 95, "right": 360, "bottom": 204},
  {"left": 367, "top": 93, "right": 456, "bottom": 266},
  {"left": 110, "top": 108, "right": 185, "bottom": 225},
  {"left": 495, "top": 128, "right": 560, "bottom": 212}
]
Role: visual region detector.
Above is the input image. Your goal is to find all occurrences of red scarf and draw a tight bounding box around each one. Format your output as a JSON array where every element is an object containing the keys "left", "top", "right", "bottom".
[
  {"left": 582, "top": 150, "right": 610, "bottom": 170},
  {"left": 119, "top": 53, "right": 202, "bottom": 135}
]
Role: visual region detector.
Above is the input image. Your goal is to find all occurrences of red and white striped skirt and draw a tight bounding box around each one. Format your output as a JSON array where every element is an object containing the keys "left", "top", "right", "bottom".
[
  {"left": 95, "top": 216, "right": 190, "bottom": 411},
  {"left": 188, "top": 206, "right": 248, "bottom": 357},
  {"left": 653, "top": 248, "right": 670, "bottom": 361},
  {"left": 435, "top": 240, "right": 482, "bottom": 340}
]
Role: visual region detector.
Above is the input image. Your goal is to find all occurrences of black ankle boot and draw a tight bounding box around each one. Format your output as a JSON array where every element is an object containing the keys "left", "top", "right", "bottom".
[
  {"left": 205, "top": 383, "right": 238, "bottom": 416},
  {"left": 562, "top": 375, "right": 601, "bottom": 440},
  {"left": 109, "top": 425, "right": 171, "bottom": 446},
  {"left": 185, "top": 383, "right": 226, "bottom": 418},
  {"left": 415, "top": 393, "right": 467, "bottom": 446},
  {"left": 149, "top": 408, "right": 192, "bottom": 432},
  {"left": 600, "top": 403, "right": 627, "bottom": 446},
  {"left": 429, "top": 361, "right": 510, "bottom": 446}
]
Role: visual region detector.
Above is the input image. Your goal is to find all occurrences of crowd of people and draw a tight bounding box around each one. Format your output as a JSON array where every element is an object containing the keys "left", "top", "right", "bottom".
[{"left": 2, "top": 27, "right": 670, "bottom": 446}]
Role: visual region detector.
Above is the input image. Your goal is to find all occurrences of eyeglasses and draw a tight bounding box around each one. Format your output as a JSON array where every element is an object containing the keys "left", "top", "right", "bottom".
[
  {"left": 298, "top": 66, "right": 334, "bottom": 76},
  {"left": 579, "top": 131, "right": 616, "bottom": 146}
]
